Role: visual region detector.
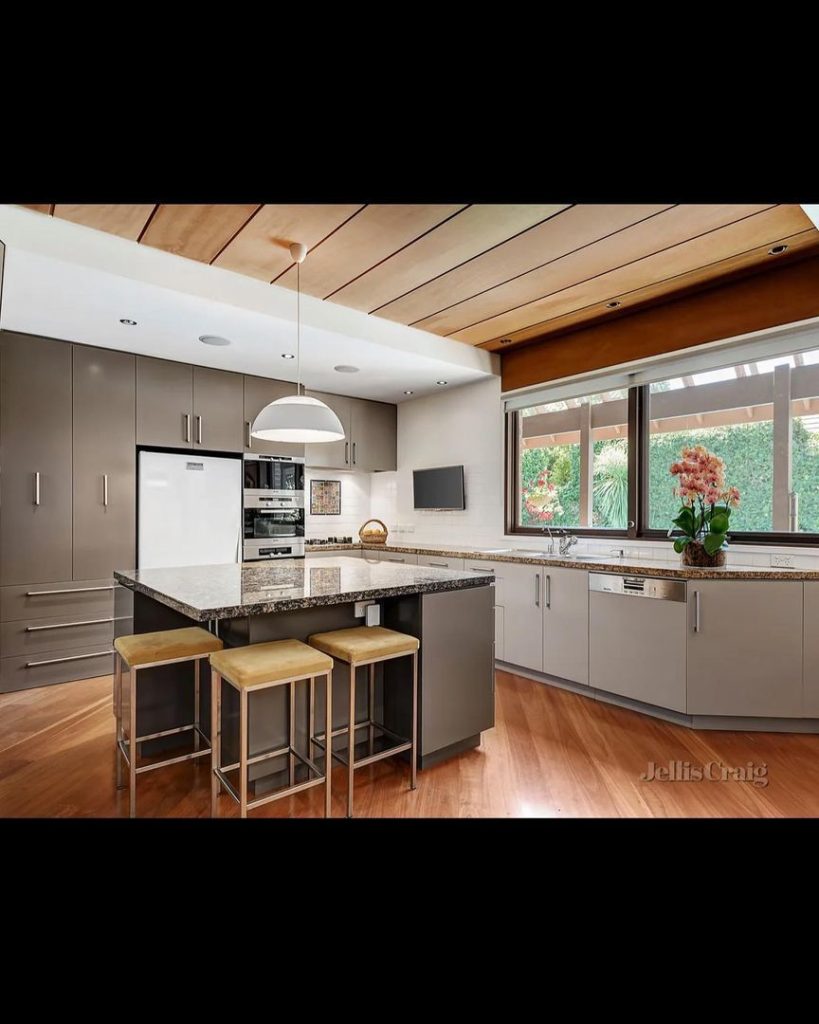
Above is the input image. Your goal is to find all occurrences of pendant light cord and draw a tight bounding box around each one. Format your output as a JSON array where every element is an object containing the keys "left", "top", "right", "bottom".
[{"left": 296, "top": 259, "right": 301, "bottom": 396}]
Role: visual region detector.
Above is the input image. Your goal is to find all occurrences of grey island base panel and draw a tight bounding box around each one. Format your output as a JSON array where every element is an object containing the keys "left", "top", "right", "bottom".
[{"left": 125, "top": 581, "right": 494, "bottom": 779}]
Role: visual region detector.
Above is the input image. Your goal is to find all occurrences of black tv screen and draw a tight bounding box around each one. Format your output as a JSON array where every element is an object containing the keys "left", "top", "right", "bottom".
[{"left": 413, "top": 465, "right": 465, "bottom": 510}]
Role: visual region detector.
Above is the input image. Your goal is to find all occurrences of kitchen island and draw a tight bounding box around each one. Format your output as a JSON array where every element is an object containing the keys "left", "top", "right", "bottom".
[{"left": 113, "top": 557, "right": 495, "bottom": 779}]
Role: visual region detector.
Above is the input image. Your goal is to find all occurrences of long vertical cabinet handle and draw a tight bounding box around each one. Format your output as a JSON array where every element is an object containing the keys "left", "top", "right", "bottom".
[
  {"left": 196, "top": 415, "right": 203, "bottom": 445},
  {"left": 183, "top": 413, "right": 191, "bottom": 443},
  {"left": 344, "top": 441, "right": 349, "bottom": 465},
  {"left": 245, "top": 421, "right": 252, "bottom": 449},
  {"left": 545, "top": 574, "right": 551, "bottom": 609},
  {"left": 352, "top": 442, "right": 356, "bottom": 465},
  {"left": 535, "top": 572, "right": 540, "bottom": 608},
  {"left": 34, "top": 471, "right": 41, "bottom": 506},
  {"left": 103, "top": 474, "right": 109, "bottom": 507},
  {"left": 693, "top": 590, "right": 701, "bottom": 633}
]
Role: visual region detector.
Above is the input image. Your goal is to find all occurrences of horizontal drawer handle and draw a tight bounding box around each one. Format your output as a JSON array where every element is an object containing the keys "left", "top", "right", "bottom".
[
  {"left": 26, "top": 650, "right": 114, "bottom": 668},
  {"left": 25, "top": 616, "right": 121, "bottom": 632},
  {"left": 427, "top": 561, "right": 449, "bottom": 567},
  {"left": 26, "top": 586, "right": 115, "bottom": 597},
  {"left": 469, "top": 566, "right": 492, "bottom": 572}
]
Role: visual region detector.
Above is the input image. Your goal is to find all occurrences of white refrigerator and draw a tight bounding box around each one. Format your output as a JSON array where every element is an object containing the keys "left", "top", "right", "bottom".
[{"left": 138, "top": 451, "right": 243, "bottom": 569}]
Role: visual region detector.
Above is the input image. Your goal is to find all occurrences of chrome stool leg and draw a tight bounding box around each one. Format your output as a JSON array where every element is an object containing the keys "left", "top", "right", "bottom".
[
  {"left": 129, "top": 667, "right": 138, "bottom": 818},
  {"left": 410, "top": 651, "right": 418, "bottom": 791},
  {"left": 239, "top": 689, "right": 248, "bottom": 819},
  {"left": 289, "top": 681, "right": 296, "bottom": 788},
  {"left": 347, "top": 662, "right": 356, "bottom": 818},
  {"left": 368, "top": 663, "right": 375, "bottom": 757},
  {"left": 115, "top": 653, "right": 124, "bottom": 791},
  {"left": 194, "top": 659, "right": 201, "bottom": 752},
  {"left": 211, "top": 669, "right": 221, "bottom": 817},
  {"left": 325, "top": 670, "right": 333, "bottom": 817}
]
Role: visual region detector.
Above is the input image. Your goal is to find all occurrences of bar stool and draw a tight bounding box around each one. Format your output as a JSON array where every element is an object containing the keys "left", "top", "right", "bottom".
[
  {"left": 114, "top": 626, "right": 224, "bottom": 817},
  {"left": 209, "top": 640, "right": 334, "bottom": 818},
  {"left": 307, "top": 625, "right": 419, "bottom": 818}
]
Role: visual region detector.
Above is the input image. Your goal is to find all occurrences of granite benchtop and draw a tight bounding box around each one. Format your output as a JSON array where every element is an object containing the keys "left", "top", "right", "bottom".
[
  {"left": 114, "top": 557, "right": 490, "bottom": 622},
  {"left": 305, "top": 541, "right": 819, "bottom": 580}
]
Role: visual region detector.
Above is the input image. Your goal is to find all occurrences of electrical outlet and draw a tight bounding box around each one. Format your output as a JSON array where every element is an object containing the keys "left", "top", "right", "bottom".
[{"left": 771, "top": 554, "right": 795, "bottom": 568}]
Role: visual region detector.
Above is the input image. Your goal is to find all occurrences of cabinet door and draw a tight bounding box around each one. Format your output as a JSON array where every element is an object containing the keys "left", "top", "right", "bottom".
[
  {"left": 350, "top": 399, "right": 397, "bottom": 471},
  {"left": 804, "top": 582, "right": 819, "bottom": 716},
  {"left": 687, "top": 580, "right": 803, "bottom": 717},
  {"left": 543, "top": 566, "right": 589, "bottom": 684},
  {"left": 303, "top": 390, "right": 352, "bottom": 469},
  {"left": 73, "top": 346, "right": 136, "bottom": 580},
  {"left": 136, "top": 356, "right": 193, "bottom": 448},
  {"left": 192, "top": 366, "right": 243, "bottom": 452},
  {"left": 496, "top": 561, "right": 543, "bottom": 672},
  {"left": 417, "top": 555, "right": 465, "bottom": 570},
  {"left": 0, "top": 332, "right": 73, "bottom": 585},
  {"left": 243, "top": 376, "right": 305, "bottom": 458}
]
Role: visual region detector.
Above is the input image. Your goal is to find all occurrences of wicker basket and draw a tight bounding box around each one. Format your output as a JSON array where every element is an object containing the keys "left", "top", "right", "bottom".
[{"left": 359, "top": 518, "right": 389, "bottom": 546}]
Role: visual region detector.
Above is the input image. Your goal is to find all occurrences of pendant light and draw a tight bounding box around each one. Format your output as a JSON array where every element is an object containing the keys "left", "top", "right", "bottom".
[{"left": 251, "top": 242, "right": 346, "bottom": 444}]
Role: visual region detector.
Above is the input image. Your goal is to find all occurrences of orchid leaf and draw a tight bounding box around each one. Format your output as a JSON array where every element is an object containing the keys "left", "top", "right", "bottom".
[
  {"left": 673, "top": 537, "right": 691, "bottom": 553},
  {"left": 703, "top": 531, "right": 727, "bottom": 555}
]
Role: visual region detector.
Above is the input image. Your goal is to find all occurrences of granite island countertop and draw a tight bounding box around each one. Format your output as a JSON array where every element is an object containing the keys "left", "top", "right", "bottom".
[
  {"left": 114, "top": 556, "right": 491, "bottom": 622},
  {"left": 306, "top": 541, "right": 819, "bottom": 580}
]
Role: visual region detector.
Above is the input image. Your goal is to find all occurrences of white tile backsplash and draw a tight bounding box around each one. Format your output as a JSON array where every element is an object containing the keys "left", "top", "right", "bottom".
[{"left": 304, "top": 468, "right": 370, "bottom": 540}]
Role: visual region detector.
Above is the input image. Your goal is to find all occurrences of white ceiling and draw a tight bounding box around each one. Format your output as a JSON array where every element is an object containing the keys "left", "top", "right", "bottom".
[{"left": 0, "top": 206, "right": 497, "bottom": 403}]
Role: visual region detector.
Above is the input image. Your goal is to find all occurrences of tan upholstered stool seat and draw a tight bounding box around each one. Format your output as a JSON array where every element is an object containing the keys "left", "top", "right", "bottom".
[
  {"left": 308, "top": 625, "right": 419, "bottom": 664},
  {"left": 210, "top": 639, "right": 333, "bottom": 689},
  {"left": 114, "top": 626, "right": 223, "bottom": 668}
]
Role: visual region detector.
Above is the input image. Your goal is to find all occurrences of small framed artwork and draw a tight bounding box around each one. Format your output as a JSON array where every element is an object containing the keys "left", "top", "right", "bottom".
[{"left": 310, "top": 479, "right": 341, "bottom": 515}]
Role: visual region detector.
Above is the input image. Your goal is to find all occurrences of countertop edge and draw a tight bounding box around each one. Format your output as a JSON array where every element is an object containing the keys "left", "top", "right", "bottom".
[
  {"left": 305, "top": 543, "right": 819, "bottom": 580},
  {"left": 114, "top": 568, "right": 491, "bottom": 622}
]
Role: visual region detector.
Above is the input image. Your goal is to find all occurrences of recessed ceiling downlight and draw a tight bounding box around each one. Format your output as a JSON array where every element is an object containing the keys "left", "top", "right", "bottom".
[
  {"left": 404, "top": 390, "right": 414, "bottom": 395},
  {"left": 436, "top": 380, "right": 448, "bottom": 386},
  {"left": 334, "top": 365, "right": 360, "bottom": 373},
  {"left": 119, "top": 318, "right": 137, "bottom": 326},
  {"left": 199, "top": 334, "right": 231, "bottom": 346},
  {"left": 769, "top": 244, "right": 788, "bottom": 255},
  {"left": 281, "top": 353, "right": 295, "bottom": 359},
  {"left": 606, "top": 300, "right": 621, "bottom": 309}
]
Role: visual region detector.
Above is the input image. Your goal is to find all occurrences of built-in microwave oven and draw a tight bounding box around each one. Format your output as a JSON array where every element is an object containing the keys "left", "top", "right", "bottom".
[
  {"left": 243, "top": 453, "right": 305, "bottom": 499},
  {"left": 243, "top": 494, "right": 305, "bottom": 561}
]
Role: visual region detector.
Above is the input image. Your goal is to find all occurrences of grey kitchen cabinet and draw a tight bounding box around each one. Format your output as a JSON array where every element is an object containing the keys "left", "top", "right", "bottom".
[
  {"left": 687, "top": 581, "right": 803, "bottom": 717},
  {"left": 543, "top": 566, "right": 589, "bottom": 685},
  {"left": 419, "top": 584, "right": 495, "bottom": 756},
  {"left": 192, "top": 366, "right": 244, "bottom": 452},
  {"left": 243, "top": 375, "right": 305, "bottom": 458},
  {"left": 73, "top": 346, "right": 136, "bottom": 580},
  {"left": 304, "top": 390, "right": 353, "bottom": 468},
  {"left": 804, "top": 582, "right": 819, "bottom": 716},
  {"left": 0, "top": 332, "right": 73, "bottom": 585},
  {"left": 136, "top": 356, "right": 193, "bottom": 448},
  {"left": 495, "top": 561, "right": 543, "bottom": 672},
  {"left": 349, "top": 399, "right": 397, "bottom": 471}
]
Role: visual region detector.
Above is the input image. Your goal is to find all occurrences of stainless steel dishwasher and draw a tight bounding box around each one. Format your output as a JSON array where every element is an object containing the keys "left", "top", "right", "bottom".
[{"left": 588, "top": 573, "right": 688, "bottom": 713}]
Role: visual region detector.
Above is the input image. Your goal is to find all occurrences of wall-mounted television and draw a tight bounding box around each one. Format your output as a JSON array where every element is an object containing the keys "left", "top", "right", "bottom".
[{"left": 413, "top": 465, "right": 465, "bottom": 510}]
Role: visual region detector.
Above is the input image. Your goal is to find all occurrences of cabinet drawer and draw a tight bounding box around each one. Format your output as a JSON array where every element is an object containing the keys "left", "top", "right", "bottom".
[
  {"left": 1, "top": 615, "right": 116, "bottom": 657},
  {"left": 363, "top": 551, "right": 418, "bottom": 564},
  {"left": 1, "top": 644, "right": 115, "bottom": 693},
  {"left": 417, "top": 555, "right": 465, "bottom": 570},
  {"left": 1, "top": 579, "right": 116, "bottom": 622}
]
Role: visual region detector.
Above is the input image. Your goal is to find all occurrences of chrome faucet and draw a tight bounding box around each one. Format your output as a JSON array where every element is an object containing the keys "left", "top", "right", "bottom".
[
  {"left": 559, "top": 531, "right": 578, "bottom": 556},
  {"left": 542, "top": 525, "right": 556, "bottom": 554}
]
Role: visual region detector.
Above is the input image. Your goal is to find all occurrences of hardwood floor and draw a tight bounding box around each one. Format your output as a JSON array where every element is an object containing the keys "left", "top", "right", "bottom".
[{"left": 2, "top": 669, "right": 819, "bottom": 817}]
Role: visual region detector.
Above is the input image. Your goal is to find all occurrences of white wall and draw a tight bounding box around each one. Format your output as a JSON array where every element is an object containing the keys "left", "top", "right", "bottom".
[
  {"left": 370, "top": 377, "right": 504, "bottom": 546},
  {"left": 304, "top": 468, "right": 370, "bottom": 541}
]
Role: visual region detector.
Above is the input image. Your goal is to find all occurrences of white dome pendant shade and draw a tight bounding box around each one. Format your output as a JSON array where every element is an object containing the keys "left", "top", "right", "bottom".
[
  {"left": 251, "top": 394, "right": 344, "bottom": 443},
  {"left": 251, "top": 241, "right": 346, "bottom": 445}
]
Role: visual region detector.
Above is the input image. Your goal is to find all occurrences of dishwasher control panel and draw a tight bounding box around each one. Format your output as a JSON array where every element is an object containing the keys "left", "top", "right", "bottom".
[{"left": 588, "top": 573, "right": 686, "bottom": 602}]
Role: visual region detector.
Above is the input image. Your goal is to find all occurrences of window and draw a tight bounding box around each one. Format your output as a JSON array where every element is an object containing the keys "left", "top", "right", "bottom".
[
  {"left": 516, "top": 389, "right": 629, "bottom": 533},
  {"left": 508, "top": 337, "right": 819, "bottom": 542}
]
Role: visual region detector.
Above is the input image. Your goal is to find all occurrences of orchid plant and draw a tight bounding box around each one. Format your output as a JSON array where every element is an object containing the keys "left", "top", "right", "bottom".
[
  {"left": 669, "top": 445, "right": 741, "bottom": 556},
  {"left": 524, "top": 469, "right": 564, "bottom": 523}
]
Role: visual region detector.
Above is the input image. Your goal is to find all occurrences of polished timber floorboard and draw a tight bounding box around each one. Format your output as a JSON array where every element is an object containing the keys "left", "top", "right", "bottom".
[{"left": 2, "top": 669, "right": 819, "bottom": 818}]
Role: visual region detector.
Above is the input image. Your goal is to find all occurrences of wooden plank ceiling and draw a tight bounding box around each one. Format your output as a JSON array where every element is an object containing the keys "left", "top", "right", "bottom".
[{"left": 20, "top": 203, "right": 819, "bottom": 348}]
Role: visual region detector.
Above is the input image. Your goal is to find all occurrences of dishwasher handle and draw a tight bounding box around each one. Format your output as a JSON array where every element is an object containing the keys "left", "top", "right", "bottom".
[{"left": 693, "top": 590, "right": 701, "bottom": 633}]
